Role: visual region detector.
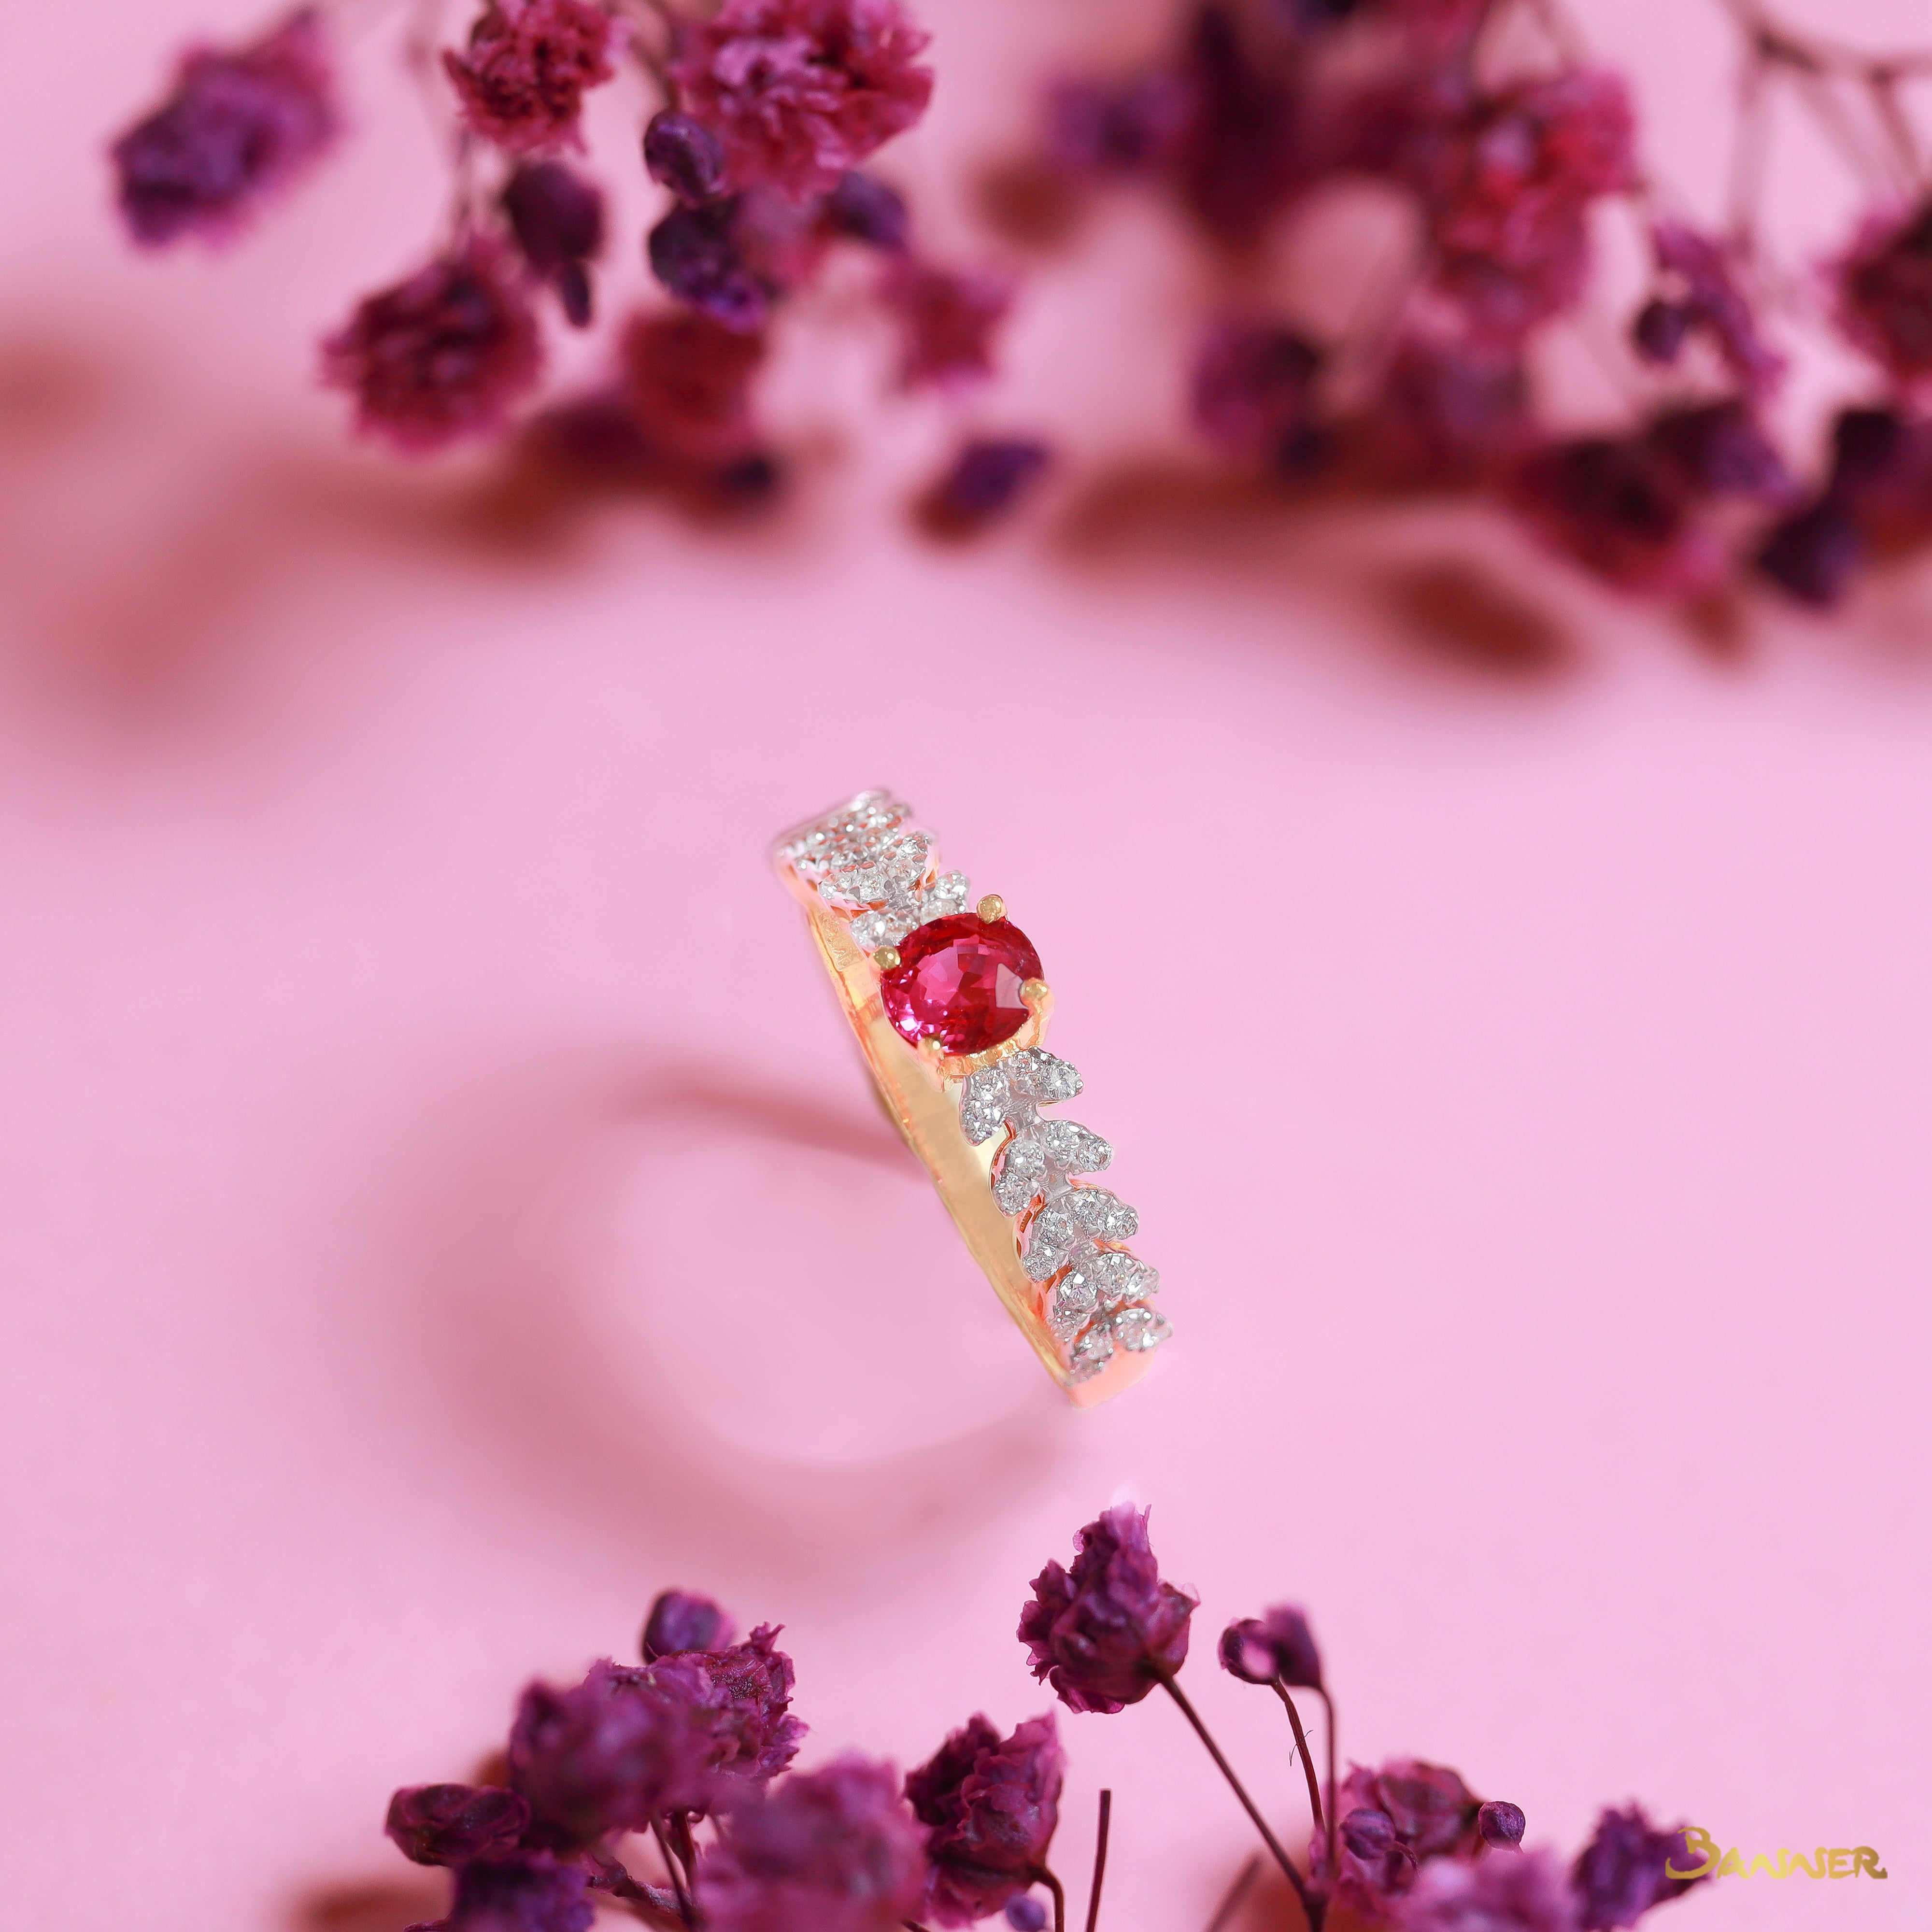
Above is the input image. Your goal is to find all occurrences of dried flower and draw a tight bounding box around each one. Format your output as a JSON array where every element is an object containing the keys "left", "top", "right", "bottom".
[
  {"left": 1004, "top": 1899, "right": 1048, "bottom": 1932},
  {"left": 1754, "top": 499, "right": 1861, "bottom": 607},
  {"left": 1191, "top": 324, "right": 1323, "bottom": 469},
  {"left": 407, "top": 1853, "right": 597, "bottom": 1932},
  {"left": 1370, "top": 334, "right": 1531, "bottom": 484},
  {"left": 1835, "top": 198, "right": 1932, "bottom": 386},
  {"left": 1479, "top": 1801, "right": 1528, "bottom": 1850},
  {"left": 443, "top": 0, "right": 614, "bottom": 156},
  {"left": 1398, "top": 1847, "right": 1579, "bottom": 1932},
  {"left": 645, "top": 112, "right": 729, "bottom": 205},
  {"left": 1507, "top": 435, "right": 1719, "bottom": 596},
  {"left": 1644, "top": 400, "right": 1787, "bottom": 500},
  {"left": 1630, "top": 298, "right": 1692, "bottom": 366},
  {"left": 508, "top": 1658, "right": 716, "bottom": 1850},
  {"left": 918, "top": 438, "right": 1052, "bottom": 536},
  {"left": 321, "top": 237, "right": 543, "bottom": 451},
  {"left": 823, "top": 171, "right": 910, "bottom": 250},
  {"left": 387, "top": 1783, "right": 531, "bottom": 1866},
  {"left": 1569, "top": 1810, "right": 1711, "bottom": 1930},
  {"left": 501, "top": 161, "right": 605, "bottom": 327},
  {"left": 643, "top": 1589, "right": 735, "bottom": 1661},
  {"left": 1219, "top": 1605, "right": 1324, "bottom": 1688},
  {"left": 667, "top": 0, "right": 934, "bottom": 201},
  {"left": 1342, "top": 1806, "right": 1399, "bottom": 1860},
  {"left": 1648, "top": 221, "right": 1784, "bottom": 398},
  {"left": 649, "top": 200, "right": 773, "bottom": 332},
  {"left": 881, "top": 260, "right": 1013, "bottom": 390},
  {"left": 111, "top": 9, "right": 338, "bottom": 247},
  {"left": 619, "top": 310, "right": 769, "bottom": 463},
  {"left": 1045, "top": 72, "right": 1190, "bottom": 178},
  {"left": 1018, "top": 1504, "right": 1196, "bottom": 1714},
  {"left": 905, "top": 1713, "right": 1064, "bottom": 1926},
  {"left": 677, "top": 1623, "right": 809, "bottom": 1785},
  {"left": 696, "top": 1756, "right": 928, "bottom": 1932}
]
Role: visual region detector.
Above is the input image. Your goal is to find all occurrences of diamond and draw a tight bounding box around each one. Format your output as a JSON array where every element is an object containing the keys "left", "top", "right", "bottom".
[
  {"left": 1112, "top": 1305, "right": 1172, "bottom": 1352},
  {"left": 1035, "top": 1119, "right": 1112, "bottom": 1174},
  {"left": 1003, "top": 1049, "right": 1082, "bottom": 1105},
  {"left": 992, "top": 1135, "right": 1048, "bottom": 1214},
  {"left": 1022, "top": 1205, "right": 1082, "bottom": 1281},
  {"left": 1086, "top": 1249, "right": 1157, "bottom": 1308},
  {"left": 1067, "top": 1325, "right": 1116, "bottom": 1380},
  {"left": 921, "top": 871, "right": 971, "bottom": 921},
  {"left": 959, "top": 1070, "right": 1011, "bottom": 1145},
  {"left": 1046, "top": 1271, "right": 1099, "bottom": 1336},
  {"left": 1068, "top": 1187, "right": 1137, "bottom": 1241},
  {"left": 879, "top": 914, "right": 1044, "bottom": 1056}
]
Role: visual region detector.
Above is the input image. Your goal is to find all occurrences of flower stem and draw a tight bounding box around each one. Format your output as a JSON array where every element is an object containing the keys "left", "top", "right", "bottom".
[
  {"left": 1153, "top": 1666, "right": 1320, "bottom": 1930},
  {"left": 1083, "top": 1790, "right": 1112, "bottom": 1932},
  {"left": 1318, "top": 1687, "right": 1338, "bottom": 1889},
  {"left": 1270, "top": 1683, "right": 1324, "bottom": 1836},
  {"left": 1037, "top": 1865, "right": 1067, "bottom": 1932},
  {"left": 649, "top": 1814, "right": 696, "bottom": 1930}
]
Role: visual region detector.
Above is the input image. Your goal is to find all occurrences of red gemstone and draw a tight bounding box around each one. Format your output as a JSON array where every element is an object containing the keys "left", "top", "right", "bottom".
[{"left": 879, "top": 914, "right": 1043, "bottom": 1055}]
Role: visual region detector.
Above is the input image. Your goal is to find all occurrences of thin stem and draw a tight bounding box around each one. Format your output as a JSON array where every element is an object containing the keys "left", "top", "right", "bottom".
[
  {"left": 1082, "top": 1790, "right": 1113, "bottom": 1932},
  {"left": 587, "top": 1853, "right": 685, "bottom": 1930},
  {"left": 1318, "top": 1688, "right": 1338, "bottom": 1892},
  {"left": 1203, "top": 1855, "right": 1261, "bottom": 1932},
  {"left": 649, "top": 1814, "right": 696, "bottom": 1931},
  {"left": 1037, "top": 1865, "right": 1067, "bottom": 1932},
  {"left": 1269, "top": 1683, "right": 1324, "bottom": 1836},
  {"left": 1153, "top": 1667, "right": 1319, "bottom": 1930}
]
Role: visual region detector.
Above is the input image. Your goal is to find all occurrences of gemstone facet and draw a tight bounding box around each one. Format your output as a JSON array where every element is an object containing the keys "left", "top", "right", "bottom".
[{"left": 878, "top": 914, "right": 1043, "bottom": 1056}]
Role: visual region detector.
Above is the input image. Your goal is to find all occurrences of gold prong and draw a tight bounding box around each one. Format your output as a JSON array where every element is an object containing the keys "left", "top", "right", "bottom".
[
  {"left": 920, "top": 1035, "right": 945, "bottom": 1060},
  {"left": 1020, "top": 978, "right": 1050, "bottom": 1009},
  {"left": 976, "top": 893, "right": 1006, "bottom": 922},
  {"left": 872, "top": 945, "right": 901, "bottom": 971}
]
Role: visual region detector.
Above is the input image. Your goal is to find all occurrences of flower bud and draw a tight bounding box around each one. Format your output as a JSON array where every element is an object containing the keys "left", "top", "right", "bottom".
[
  {"left": 1217, "top": 1605, "right": 1322, "bottom": 1690},
  {"left": 824, "top": 171, "right": 909, "bottom": 251},
  {"left": 385, "top": 1782, "right": 529, "bottom": 1865},
  {"left": 1341, "top": 1806, "right": 1396, "bottom": 1861},
  {"left": 642, "top": 1589, "right": 732, "bottom": 1660},
  {"left": 644, "top": 111, "right": 727, "bottom": 204},
  {"left": 1005, "top": 1899, "right": 1048, "bottom": 1932},
  {"left": 1478, "top": 1800, "right": 1526, "bottom": 1849}
]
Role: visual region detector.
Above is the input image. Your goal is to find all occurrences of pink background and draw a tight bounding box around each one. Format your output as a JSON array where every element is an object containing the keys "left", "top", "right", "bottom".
[{"left": 0, "top": 0, "right": 1925, "bottom": 1927}]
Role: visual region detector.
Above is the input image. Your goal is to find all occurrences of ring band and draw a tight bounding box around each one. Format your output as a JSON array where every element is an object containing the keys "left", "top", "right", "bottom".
[{"left": 773, "top": 791, "right": 1170, "bottom": 1406}]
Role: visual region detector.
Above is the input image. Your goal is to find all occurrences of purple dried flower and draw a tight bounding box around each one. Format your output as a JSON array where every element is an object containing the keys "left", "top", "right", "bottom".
[
  {"left": 1644, "top": 399, "right": 1788, "bottom": 500},
  {"left": 678, "top": 1623, "right": 808, "bottom": 1785},
  {"left": 1371, "top": 334, "right": 1530, "bottom": 484},
  {"left": 1398, "top": 1847, "right": 1579, "bottom": 1932},
  {"left": 649, "top": 199, "right": 772, "bottom": 332},
  {"left": 508, "top": 1657, "right": 716, "bottom": 1850},
  {"left": 1649, "top": 221, "right": 1784, "bottom": 397},
  {"left": 111, "top": 9, "right": 338, "bottom": 248},
  {"left": 1005, "top": 1899, "right": 1049, "bottom": 1932},
  {"left": 1569, "top": 1808, "right": 1710, "bottom": 1930},
  {"left": 667, "top": 0, "right": 934, "bottom": 202},
  {"left": 321, "top": 237, "right": 543, "bottom": 452},
  {"left": 1755, "top": 499, "right": 1861, "bottom": 608},
  {"left": 1044, "top": 72, "right": 1190, "bottom": 178},
  {"left": 386, "top": 1783, "right": 530, "bottom": 1866},
  {"left": 408, "top": 1853, "right": 596, "bottom": 1932},
  {"left": 1018, "top": 1505, "right": 1196, "bottom": 1715},
  {"left": 501, "top": 161, "right": 604, "bottom": 327},
  {"left": 696, "top": 1756, "right": 928, "bottom": 1932},
  {"left": 645, "top": 111, "right": 729, "bottom": 205},
  {"left": 442, "top": 0, "right": 614, "bottom": 156},
  {"left": 824, "top": 171, "right": 910, "bottom": 250},
  {"left": 919, "top": 438, "right": 1052, "bottom": 536},
  {"left": 1834, "top": 197, "right": 1932, "bottom": 386},
  {"left": 643, "top": 1590, "right": 734, "bottom": 1661},
  {"left": 1342, "top": 1806, "right": 1399, "bottom": 1860},
  {"left": 1217, "top": 1605, "right": 1323, "bottom": 1689},
  {"left": 1631, "top": 298, "right": 1691, "bottom": 366},
  {"left": 905, "top": 1713, "right": 1063, "bottom": 1927},
  {"left": 1191, "top": 323, "right": 1323, "bottom": 469},
  {"left": 1507, "top": 435, "right": 1720, "bottom": 596},
  {"left": 1479, "top": 1801, "right": 1527, "bottom": 1850},
  {"left": 881, "top": 259, "right": 1013, "bottom": 390}
]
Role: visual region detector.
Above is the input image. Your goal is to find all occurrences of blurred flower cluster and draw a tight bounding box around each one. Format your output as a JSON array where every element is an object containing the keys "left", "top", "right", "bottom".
[
  {"left": 111, "top": 0, "right": 1932, "bottom": 601},
  {"left": 379, "top": 1506, "right": 1709, "bottom": 1932}
]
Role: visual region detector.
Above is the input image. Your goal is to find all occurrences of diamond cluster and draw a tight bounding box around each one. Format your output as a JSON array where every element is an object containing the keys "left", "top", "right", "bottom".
[
  {"left": 781, "top": 792, "right": 1170, "bottom": 1385},
  {"left": 958, "top": 1048, "right": 1169, "bottom": 1382}
]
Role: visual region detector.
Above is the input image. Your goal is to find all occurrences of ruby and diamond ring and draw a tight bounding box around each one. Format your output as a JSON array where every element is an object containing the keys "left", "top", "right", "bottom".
[{"left": 774, "top": 790, "right": 1168, "bottom": 1406}]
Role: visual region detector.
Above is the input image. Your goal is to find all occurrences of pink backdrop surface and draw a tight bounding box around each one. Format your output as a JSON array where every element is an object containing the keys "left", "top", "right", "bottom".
[{"left": 0, "top": 0, "right": 1926, "bottom": 1928}]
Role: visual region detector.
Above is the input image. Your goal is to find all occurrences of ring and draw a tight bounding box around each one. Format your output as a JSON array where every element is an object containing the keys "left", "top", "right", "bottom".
[{"left": 773, "top": 790, "right": 1170, "bottom": 1406}]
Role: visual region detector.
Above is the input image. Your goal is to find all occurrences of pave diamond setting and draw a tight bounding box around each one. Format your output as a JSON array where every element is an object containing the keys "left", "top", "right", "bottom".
[{"left": 778, "top": 791, "right": 1169, "bottom": 1388}]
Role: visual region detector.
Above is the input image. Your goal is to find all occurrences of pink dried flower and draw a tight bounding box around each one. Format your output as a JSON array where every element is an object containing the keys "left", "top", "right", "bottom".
[
  {"left": 1834, "top": 198, "right": 1932, "bottom": 386},
  {"left": 1643, "top": 399, "right": 1787, "bottom": 501},
  {"left": 1648, "top": 221, "right": 1784, "bottom": 398},
  {"left": 1018, "top": 1505, "right": 1196, "bottom": 1714},
  {"left": 508, "top": 1658, "right": 717, "bottom": 1850},
  {"left": 881, "top": 259, "right": 1013, "bottom": 390},
  {"left": 442, "top": 0, "right": 614, "bottom": 155},
  {"left": 676, "top": 1622, "right": 809, "bottom": 1785},
  {"left": 905, "top": 1713, "right": 1064, "bottom": 1926},
  {"left": 1190, "top": 322, "right": 1323, "bottom": 468},
  {"left": 1397, "top": 1846, "right": 1579, "bottom": 1932},
  {"left": 619, "top": 310, "right": 769, "bottom": 462},
  {"left": 386, "top": 1782, "right": 531, "bottom": 1866},
  {"left": 1569, "top": 1808, "right": 1709, "bottom": 1929},
  {"left": 321, "top": 237, "right": 543, "bottom": 452},
  {"left": 696, "top": 1756, "right": 928, "bottom": 1932},
  {"left": 667, "top": 0, "right": 934, "bottom": 201},
  {"left": 406, "top": 1852, "right": 596, "bottom": 1932},
  {"left": 1218, "top": 1604, "right": 1323, "bottom": 1688},
  {"left": 1369, "top": 334, "right": 1530, "bottom": 484},
  {"left": 111, "top": 9, "right": 337, "bottom": 247}
]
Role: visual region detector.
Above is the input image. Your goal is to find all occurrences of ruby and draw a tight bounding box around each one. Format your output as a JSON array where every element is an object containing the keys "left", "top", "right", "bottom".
[{"left": 879, "top": 914, "right": 1043, "bottom": 1055}]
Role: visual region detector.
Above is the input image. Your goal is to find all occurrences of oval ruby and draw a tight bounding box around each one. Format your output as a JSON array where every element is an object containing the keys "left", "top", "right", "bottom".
[{"left": 878, "top": 914, "right": 1043, "bottom": 1056}]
